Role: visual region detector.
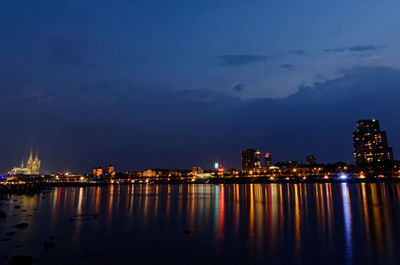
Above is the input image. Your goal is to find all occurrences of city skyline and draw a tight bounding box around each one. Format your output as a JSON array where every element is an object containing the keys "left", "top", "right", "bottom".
[{"left": 4, "top": 119, "right": 396, "bottom": 174}]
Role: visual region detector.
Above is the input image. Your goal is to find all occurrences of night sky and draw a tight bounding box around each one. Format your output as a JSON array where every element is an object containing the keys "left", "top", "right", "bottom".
[{"left": 1, "top": 0, "right": 400, "bottom": 173}]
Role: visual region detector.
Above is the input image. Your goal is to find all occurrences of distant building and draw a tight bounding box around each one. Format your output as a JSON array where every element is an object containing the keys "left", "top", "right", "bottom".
[
  {"left": 276, "top": 160, "right": 302, "bottom": 170},
  {"left": 192, "top": 166, "right": 211, "bottom": 178},
  {"left": 241, "top": 149, "right": 261, "bottom": 172},
  {"left": 93, "top": 167, "right": 103, "bottom": 177},
  {"left": 195, "top": 173, "right": 212, "bottom": 179},
  {"left": 107, "top": 165, "right": 116, "bottom": 176},
  {"left": 306, "top": 154, "right": 317, "bottom": 165},
  {"left": 93, "top": 165, "right": 116, "bottom": 177},
  {"left": 9, "top": 151, "right": 41, "bottom": 175},
  {"left": 139, "top": 169, "right": 170, "bottom": 177},
  {"left": 192, "top": 166, "right": 204, "bottom": 175},
  {"left": 264, "top": 153, "right": 272, "bottom": 167},
  {"left": 352, "top": 119, "right": 393, "bottom": 165}
]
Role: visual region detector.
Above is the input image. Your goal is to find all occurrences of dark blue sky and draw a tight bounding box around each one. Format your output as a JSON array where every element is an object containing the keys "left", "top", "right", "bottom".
[{"left": 1, "top": 1, "right": 400, "bottom": 173}]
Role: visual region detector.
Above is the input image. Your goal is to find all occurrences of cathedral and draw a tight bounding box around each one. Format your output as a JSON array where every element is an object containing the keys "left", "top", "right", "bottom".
[{"left": 9, "top": 151, "right": 41, "bottom": 175}]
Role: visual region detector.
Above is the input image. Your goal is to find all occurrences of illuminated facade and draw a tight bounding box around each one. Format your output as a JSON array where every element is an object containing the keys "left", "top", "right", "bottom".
[
  {"left": 352, "top": 119, "right": 393, "bottom": 165},
  {"left": 192, "top": 166, "right": 204, "bottom": 175},
  {"left": 93, "top": 165, "right": 115, "bottom": 177},
  {"left": 264, "top": 153, "right": 272, "bottom": 167},
  {"left": 139, "top": 169, "right": 170, "bottom": 177},
  {"left": 107, "top": 165, "right": 116, "bottom": 176},
  {"left": 9, "top": 151, "right": 41, "bottom": 175},
  {"left": 93, "top": 167, "right": 103, "bottom": 177},
  {"left": 241, "top": 149, "right": 261, "bottom": 172}
]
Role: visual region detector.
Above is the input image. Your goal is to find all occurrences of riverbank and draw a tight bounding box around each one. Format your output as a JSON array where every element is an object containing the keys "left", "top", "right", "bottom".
[
  {"left": 2, "top": 177, "right": 400, "bottom": 198},
  {"left": 0, "top": 183, "right": 46, "bottom": 199}
]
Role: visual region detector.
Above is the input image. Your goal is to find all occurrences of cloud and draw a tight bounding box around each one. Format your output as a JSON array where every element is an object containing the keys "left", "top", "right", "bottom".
[
  {"left": 231, "top": 67, "right": 400, "bottom": 164},
  {"left": 324, "top": 45, "right": 379, "bottom": 53},
  {"left": 217, "top": 49, "right": 311, "bottom": 66},
  {"left": 217, "top": 55, "right": 267, "bottom": 66},
  {"left": 348, "top": 45, "right": 379, "bottom": 51},
  {"left": 231, "top": 83, "right": 244, "bottom": 92},
  {"left": 288, "top": 50, "right": 308, "bottom": 56},
  {"left": 280, "top": 64, "right": 293, "bottom": 69},
  {"left": 324, "top": 48, "right": 347, "bottom": 52},
  {"left": 285, "top": 67, "right": 400, "bottom": 103}
]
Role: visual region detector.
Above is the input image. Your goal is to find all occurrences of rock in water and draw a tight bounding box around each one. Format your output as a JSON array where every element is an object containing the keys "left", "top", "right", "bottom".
[
  {"left": 14, "top": 223, "right": 28, "bottom": 229},
  {"left": 8, "top": 255, "right": 32, "bottom": 265},
  {"left": 43, "top": 241, "right": 56, "bottom": 248},
  {"left": 0, "top": 211, "right": 6, "bottom": 218}
]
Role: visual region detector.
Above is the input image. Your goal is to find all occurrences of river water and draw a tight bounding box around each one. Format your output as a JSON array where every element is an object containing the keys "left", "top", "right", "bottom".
[{"left": 0, "top": 183, "right": 399, "bottom": 265}]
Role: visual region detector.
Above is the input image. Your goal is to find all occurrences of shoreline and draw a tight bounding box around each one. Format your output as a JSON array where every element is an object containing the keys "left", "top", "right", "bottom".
[{"left": 2, "top": 178, "right": 400, "bottom": 197}]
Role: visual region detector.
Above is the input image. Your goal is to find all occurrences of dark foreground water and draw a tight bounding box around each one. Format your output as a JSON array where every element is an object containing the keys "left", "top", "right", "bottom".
[{"left": 1, "top": 183, "right": 400, "bottom": 265}]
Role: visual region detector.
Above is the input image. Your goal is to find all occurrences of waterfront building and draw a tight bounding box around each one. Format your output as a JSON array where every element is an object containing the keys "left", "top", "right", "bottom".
[
  {"left": 275, "top": 160, "right": 302, "bottom": 170},
  {"left": 107, "top": 165, "right": 116, "bottom": 176},
  {"left": 264, "top": 153, "right": 272, "bottom": 167},
  {"left": 352, "top": 119, "right": 393, "bottom": 166},
  {"left": 139, "top": 169, "right": 170, "bottom": 177},
  {"left": 93, "top": 165, "right": 116, "bottom": 177},
  {"left": 93, "top": 167, "right": 103, "bottom": 177},
  {"left": 9, "top": 151, "right": 41, "bottom": 175},
  {"left": 192, "top": 166, "right": 204, "bottom": 175},
  {"left": 241, "top": 149, "right": 261, "bottom": 172},
  {"left": 306, "top": 154, "right": 317, "bottom": 165}
]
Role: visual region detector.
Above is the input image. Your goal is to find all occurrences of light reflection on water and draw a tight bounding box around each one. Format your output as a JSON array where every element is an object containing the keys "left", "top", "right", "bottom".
[
  {"left": 0, "top": 183, "right": 400, "bottom": 265},
  {"left": 341, "top": 183, "right": 352, "bottom": 265}
]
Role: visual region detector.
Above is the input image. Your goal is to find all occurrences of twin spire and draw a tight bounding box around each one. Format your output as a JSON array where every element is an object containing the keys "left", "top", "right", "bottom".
[
  {"left": 10, "top": 150, "right": 41, "bottom": 175},
  {"left": 27, "top": 150, "right": 39, "bottom": 162}
]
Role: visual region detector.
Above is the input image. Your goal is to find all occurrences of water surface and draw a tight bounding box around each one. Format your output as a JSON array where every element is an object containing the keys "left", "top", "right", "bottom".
[{"left": 1, "top": 183, "right": 399, "bottom": 265}]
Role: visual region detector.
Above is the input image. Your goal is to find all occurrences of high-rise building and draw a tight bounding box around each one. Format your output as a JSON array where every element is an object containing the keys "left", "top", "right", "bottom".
[
  {"left": 241, "top": 149, "right": 261, "bottom": 172},
  {"left": 264, "top": 153, "right": 272, "bottom": 167},
  {"left": 352, "top": 119, "right": 393, "bottom": 166},
  {"left": 306, "top": 154, "right": 317, "bottom": 165}
]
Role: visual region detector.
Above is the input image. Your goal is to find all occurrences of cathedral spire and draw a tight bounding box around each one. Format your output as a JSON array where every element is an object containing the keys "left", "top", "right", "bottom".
[
  {"left": 28, "top": 150, "right": 33, "bottom": 162},
  {"left": 20, "top": 159, "right": 24, "bottom": 168},
  {"left": 35, "top": 151, "right": 39, "bottom": 161}
]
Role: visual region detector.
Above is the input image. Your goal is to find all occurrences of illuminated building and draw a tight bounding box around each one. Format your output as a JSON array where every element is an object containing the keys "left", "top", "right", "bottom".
[
  {"left": 264, "top": 153, "right": 272, "bottom": 167},
  {"left": 107, "top": 165, "right": 116, "bottom": 176},
  {"left": 352, "top": 119, "right": 393, "bottom": 166},
  {"left": 306, "top": 154, "right": 317, "bottom": 165},
  {"left": 140, "top": 169, "right": 170, "bottom": 177},
  {"left": 192, "top": 166, "right": 204, "bottom": 175},
  {"left": 241, "top": 149, "right": 261, "bottom": 172},
  {"left": 9, "top": 150, "right": 41, "bottom": 175},
  {"left": 93, "top": 167, "right": 103, "bottom": 177}
]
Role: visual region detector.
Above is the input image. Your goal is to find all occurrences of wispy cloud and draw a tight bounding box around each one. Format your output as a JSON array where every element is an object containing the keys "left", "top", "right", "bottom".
[
  {"left": 280, "top": 64, "right": 293, "bottom": 69},
  {"left": 324, "top": 45, "right": 379, "bottom": 53},
  {"left": 231, "top": 83, "right": 244, "bottom": 92},
  {"left": 348, "top": 45, "right": 379, "bottom": 51},
  {"left": 218, "top": 55, "right": 268, "bottom": 66},
  {"left": 288, "top": 50, "right": 308, "bottom": 56}
]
